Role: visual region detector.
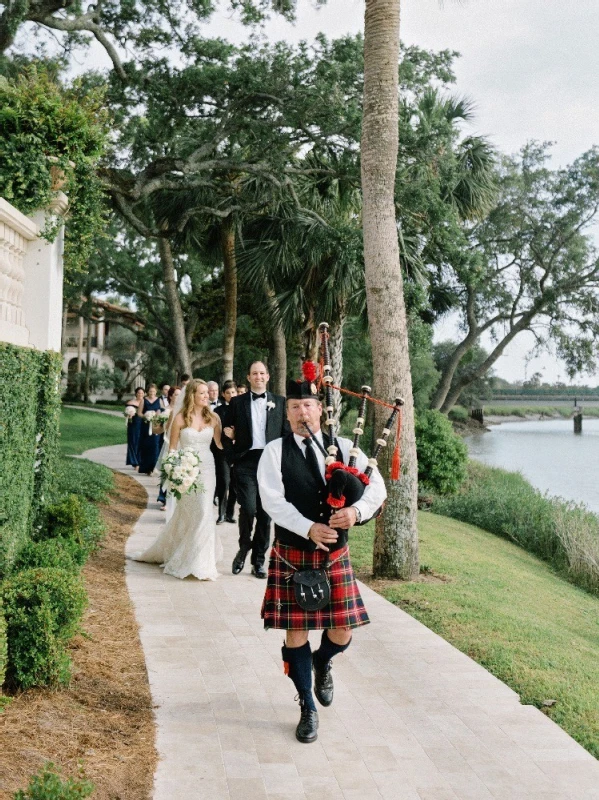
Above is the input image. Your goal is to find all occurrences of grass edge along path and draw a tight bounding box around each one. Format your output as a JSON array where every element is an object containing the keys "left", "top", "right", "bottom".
[
  {"left": 351, "top": 512, "right": 599, "bottom": 759},
  {"left": 60, "top": 407, "right": 127, "bottom": 456}
]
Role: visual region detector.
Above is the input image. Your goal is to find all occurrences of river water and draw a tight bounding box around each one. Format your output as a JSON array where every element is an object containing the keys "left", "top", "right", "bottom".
[{"left": 464, "top": 418, "right": 599, "bottom": 512}]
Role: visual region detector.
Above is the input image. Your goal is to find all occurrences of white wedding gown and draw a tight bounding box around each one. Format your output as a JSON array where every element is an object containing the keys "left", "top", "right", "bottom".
[{"left": 133, "top": 426, "right": 223, "bottom": 580}]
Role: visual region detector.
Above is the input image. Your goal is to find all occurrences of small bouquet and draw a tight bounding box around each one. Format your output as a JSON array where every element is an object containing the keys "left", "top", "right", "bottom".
[
  {"left": 154, "top": 409, "right": 171, "bottom": 426},
  {"left": 161, "top": 447, "right": 204, "bottom": 499},
  {"left": 144, "top": 410, "right": 156, "bottom": 433},
  {"left": 124, "top": 406, "right": 137, "bottom": 423}
]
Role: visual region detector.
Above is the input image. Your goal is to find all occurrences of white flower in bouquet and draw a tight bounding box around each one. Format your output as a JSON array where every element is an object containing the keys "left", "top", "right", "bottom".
[
  {"left": 154, "top": 408, "right": 171, "bottom": 425},
  {"left": 124, "top": 406, "right": 136, "bottom": 422},
  {"left": 161, "top": 447, "right": 204, "bottom": 499},
  {"left": 144, "top": 410, "right": 156, "bottom": 422}
]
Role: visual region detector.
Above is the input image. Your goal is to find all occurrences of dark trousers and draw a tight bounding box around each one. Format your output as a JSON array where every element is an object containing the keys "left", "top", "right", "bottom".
[
  {"left": 215, "top": 449, "right": 236, "bottom": 518},
  {"left": 233, "top": 450, "right": 271, "bottom": 567}
]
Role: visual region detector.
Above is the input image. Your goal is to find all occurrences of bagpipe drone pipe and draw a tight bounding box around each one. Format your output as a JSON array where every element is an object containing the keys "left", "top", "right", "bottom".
[{"left": 303, "top": 322, "right": 404, "bottom": 527}]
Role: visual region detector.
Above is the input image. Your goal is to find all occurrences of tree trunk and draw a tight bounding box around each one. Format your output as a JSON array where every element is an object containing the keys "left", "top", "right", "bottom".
[
  {"left": 329, "top": 314, "right": 346, "bottom": 427},
  {"left": 84, "top": 319, "right": 92, "bottom": 403},
  {"left": 158, "top": 237, "right": 192, "bottom": 375},
  {"left": 439, "top": 313, "right": 536, "bottom": 413},
  {"left": 77, "top": 314, "right": 84, "bottom": 373},
  {"left": 271, "top": 321, "right": 287, "bottom": 396},
  {"left": 220, "top": 218, "right": 238, "bottom": 382},
  {"left": 362, "top": 0, "right": 419, "bottom": 579},
  {"left": 429, "top": 331, "right": 479, "bottom": 411}
]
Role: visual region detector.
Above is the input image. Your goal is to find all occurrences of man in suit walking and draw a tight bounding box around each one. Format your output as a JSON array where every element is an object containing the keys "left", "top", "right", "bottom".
[
  {"left": 223, "top": 361, "right": 288, "bottom": 578},
  {"left": 214, "top": 380, "right": 238, "bottom": 525}
]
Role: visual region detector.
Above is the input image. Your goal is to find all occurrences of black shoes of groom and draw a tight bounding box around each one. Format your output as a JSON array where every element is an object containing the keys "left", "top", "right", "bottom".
[
  {"left": 231, "top": 549, "right": 248, "bottom": 574},
  {"left": 217, "top": 515, "right": 237, "bottom": 525},
  {"left": 231, "top": 549, "right": 267, "bottom": 578},
  {"left": 313, "top": 660, "right": 334, "bottom": 707},
  {"left": 251, "top": 565, "right": 267, "bottom": 579}
]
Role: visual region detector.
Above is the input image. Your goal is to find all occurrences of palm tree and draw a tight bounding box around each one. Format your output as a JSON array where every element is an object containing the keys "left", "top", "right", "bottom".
[
  {"left": 238, "top": 164, "right": 364, "bottom": 419},
  {"left": 361, "top": 0, "right": 420, "bottom": 579}
]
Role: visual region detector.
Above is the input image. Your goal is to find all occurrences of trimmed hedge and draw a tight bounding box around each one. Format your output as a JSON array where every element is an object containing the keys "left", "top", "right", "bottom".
[
  {"left": 0, "top": 343, "right": 61, "bottom": 575},
  {"left": 1, "top": 568, "right": 87, "bottom": 690},
  {"left": 0, "top": 597, "right": 7, "bottom": 688}
]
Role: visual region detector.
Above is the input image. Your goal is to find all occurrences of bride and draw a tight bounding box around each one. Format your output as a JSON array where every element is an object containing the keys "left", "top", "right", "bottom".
[{"left": 132, "top": 379, "right": 224, "bottom": 580}]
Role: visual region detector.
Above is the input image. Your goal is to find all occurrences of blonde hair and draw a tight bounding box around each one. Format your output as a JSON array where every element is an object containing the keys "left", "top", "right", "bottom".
[{"left": 181, "top": 379, "right": 218, "bottom": 429}]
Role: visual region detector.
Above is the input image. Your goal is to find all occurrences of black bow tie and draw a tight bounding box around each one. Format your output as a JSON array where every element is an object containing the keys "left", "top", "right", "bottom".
[{"left": 251, "top": 392, "right": 266, "bottom": 401}]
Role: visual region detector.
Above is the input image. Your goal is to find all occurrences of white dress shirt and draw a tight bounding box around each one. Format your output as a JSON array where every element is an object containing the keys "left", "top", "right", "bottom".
[
  {"left": 250, "top": 394, "right": 267, "bottom": 449},
  {"left": 257, "top": 432, "right": 387, "bottom": 539}
]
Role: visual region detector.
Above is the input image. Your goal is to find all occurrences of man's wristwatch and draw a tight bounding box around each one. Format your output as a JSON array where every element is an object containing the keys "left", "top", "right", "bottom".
[{"left": 352, "top": 506, "right": 362, "bottom": 524}]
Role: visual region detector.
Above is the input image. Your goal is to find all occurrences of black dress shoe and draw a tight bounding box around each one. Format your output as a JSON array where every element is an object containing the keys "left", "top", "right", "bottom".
[
  {"left": 251, "top": 565, "right": 267, "bottom": 579},
  {"left": 216, "top": 515, "right": 225, "bottom": 525},
  {"left": 296, "top": 706, "right": 318, "bottom": 743},
  {"left": 225, "top": 516, "right": 236, "bottom": 524},
  {"left": 232, "top": 549, "right": 248, "bottom": 574},
  {"left": 313, "top": 660, "right": 334, "bottom": 707}
]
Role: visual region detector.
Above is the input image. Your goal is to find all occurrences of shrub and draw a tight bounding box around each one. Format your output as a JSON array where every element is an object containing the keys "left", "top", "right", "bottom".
[
  {"left": 0, "top": 343, "right": 61, "bottom": 576},
  {"left": 12, "top": 540, "right": 80, "bottom": 574},
  {"left": 2, "top": 568, "right": 87, "bottom": 689},
  {"left": 553, "top": 504, "right": 599, "bottom": 593},
  {"left": 14, "top": 764, "right": 93, "bottom": 800},
  {"left": 39, "top": 495, "right": 105, "bottom": 562},
  {"left": 448, "top": 405, "right": 468, "bottom": 423},
  {"left": 415, "top": 410, "right": 468, "bottom": 495},
  {"left": 0, "top": 597, "right": 7, "bottom": 688},
  {"left": 53, "top": 457, "right": 114, "bottom": 503}
]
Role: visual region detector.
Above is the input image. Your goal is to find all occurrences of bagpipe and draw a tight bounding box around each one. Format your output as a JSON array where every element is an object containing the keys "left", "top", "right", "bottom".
[{"left": 303, "top": 322, "right": 404, "bottom": 521}]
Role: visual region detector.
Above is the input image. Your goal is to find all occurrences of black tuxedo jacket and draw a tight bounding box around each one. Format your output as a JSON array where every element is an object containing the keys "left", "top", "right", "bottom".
[{"left": 223, "top": 391, "right": 288, "bottom": 464}]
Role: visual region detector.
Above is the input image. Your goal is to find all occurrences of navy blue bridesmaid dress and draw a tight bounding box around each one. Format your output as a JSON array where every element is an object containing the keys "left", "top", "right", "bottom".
[
  {"left": 126, "top": 403, "right": 143, "bottom": 467},
  {"left": 138, "top": 398, "right": 162, "bottom": 474}
]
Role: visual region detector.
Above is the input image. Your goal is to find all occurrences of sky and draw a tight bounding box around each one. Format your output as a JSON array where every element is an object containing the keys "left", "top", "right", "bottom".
[{"left": 45, "top": 0, "right": 599, "bottom": 384}]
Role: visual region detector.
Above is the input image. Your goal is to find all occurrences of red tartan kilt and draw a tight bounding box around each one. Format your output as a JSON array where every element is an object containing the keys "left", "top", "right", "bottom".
[{"left": 261, "top": 542, "right": 369, "bottom": 630}]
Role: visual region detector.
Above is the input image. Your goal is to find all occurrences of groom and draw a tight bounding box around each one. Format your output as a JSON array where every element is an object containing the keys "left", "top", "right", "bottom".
[{"left": 223, "top": 361, "right": 288, "bottom": 578}]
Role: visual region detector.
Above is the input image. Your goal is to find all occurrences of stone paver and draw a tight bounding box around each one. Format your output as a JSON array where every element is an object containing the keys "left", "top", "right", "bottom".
[{"left": 83, "top": 444, "right": 599, "bottom": 800}]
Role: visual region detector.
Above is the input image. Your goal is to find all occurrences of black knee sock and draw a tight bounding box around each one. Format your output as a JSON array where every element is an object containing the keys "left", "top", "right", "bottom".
[
  {"left": 282, "top": 641, "right": 317, "bottom": 711},
  {"left": 313, "top": 630, "right": 351, "bottom": 669}
]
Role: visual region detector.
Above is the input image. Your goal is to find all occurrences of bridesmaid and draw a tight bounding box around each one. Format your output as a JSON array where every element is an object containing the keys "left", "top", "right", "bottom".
[
  {"left": 125, "top": 386, "right": 145, "bottom": 469},
  {"left": 137, "top": 383, "right": 162, "bottom": 475}
]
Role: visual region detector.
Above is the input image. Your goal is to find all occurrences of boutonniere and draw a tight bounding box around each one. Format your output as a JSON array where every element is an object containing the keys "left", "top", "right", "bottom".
[{"left": 266, "top": 400, "right": 276, "bottom": 410}]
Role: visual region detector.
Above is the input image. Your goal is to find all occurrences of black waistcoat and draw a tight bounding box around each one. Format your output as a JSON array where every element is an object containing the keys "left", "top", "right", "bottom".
[{"left": 274, "top": 432, "right": 346, "bottom": 553}]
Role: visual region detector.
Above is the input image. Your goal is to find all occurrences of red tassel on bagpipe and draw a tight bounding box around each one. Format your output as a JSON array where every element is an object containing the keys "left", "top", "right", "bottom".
[
  {"left": 391, "top": 410, "right": 402, "bottom": 481},
  {"left": 327, "top": 494, "right": 346, "bottom": 509}
]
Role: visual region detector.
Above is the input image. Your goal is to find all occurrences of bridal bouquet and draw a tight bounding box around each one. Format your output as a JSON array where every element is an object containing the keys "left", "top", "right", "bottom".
[{"left": 161, "top": 447, "right": 204, "bottom": 499}]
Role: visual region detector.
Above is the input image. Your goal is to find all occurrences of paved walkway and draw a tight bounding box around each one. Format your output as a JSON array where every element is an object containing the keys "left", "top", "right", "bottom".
[{"left": 83, "top": 444, "right": 599, "bottom": 800}]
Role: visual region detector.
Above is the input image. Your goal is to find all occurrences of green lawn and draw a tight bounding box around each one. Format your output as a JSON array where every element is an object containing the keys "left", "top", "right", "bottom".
[
  {"left": 351, "top": 512, "right": 599, "bottom": 758},
  {"left": 59, "top": 407, "right": 127, "bottom": 455}
]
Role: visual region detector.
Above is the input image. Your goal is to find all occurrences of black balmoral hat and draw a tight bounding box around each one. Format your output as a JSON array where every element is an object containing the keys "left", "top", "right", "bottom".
[{"left": 286, "top": 361, "right": 321, "bottom": 400}]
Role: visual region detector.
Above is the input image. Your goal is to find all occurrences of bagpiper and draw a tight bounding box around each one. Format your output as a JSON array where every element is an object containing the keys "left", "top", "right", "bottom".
[{"left": 257, "top": 360, "right": 388, "bottom": 743}]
